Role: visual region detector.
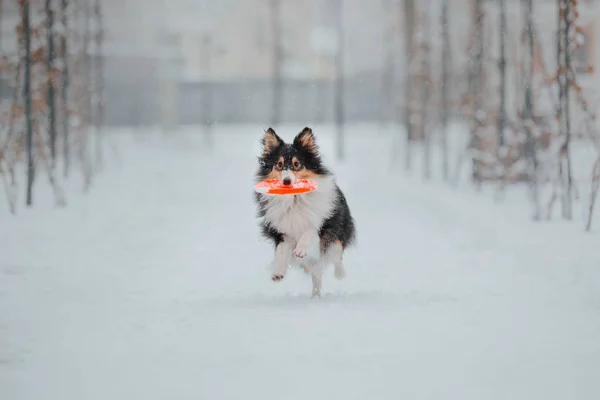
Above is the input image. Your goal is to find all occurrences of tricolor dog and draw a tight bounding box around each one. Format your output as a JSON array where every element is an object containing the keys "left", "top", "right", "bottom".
[{"left": 254, "top": 127, "right": 356, "bottom": 298}]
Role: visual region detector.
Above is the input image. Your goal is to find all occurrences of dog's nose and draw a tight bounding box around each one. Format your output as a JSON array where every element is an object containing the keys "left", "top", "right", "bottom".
[{"left": 282, "top": 177, "right": 292, "bottom": 186}]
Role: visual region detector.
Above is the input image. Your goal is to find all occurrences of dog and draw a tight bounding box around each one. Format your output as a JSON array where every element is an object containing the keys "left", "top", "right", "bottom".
[{"left": 254, "top": 127, "right": 356, "bottom": 298}]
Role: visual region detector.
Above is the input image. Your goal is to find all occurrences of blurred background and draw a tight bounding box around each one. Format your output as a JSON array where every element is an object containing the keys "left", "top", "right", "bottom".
[{"left": 2, "top": 0, "right": 600, "bottom": 225}]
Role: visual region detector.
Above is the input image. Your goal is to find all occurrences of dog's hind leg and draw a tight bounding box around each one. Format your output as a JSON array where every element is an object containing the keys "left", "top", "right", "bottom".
[
  {"left": 330, "top": 240, "right": 345, "bottom": 280},
  {"left": 271, "top": 241, "right": 293, "bottom": 281},
  {"left": 311, "top": 264, "right": 324, "bottom": 298}
]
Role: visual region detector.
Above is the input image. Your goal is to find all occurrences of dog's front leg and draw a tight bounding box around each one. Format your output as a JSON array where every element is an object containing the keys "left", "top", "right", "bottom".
[
  {"left": 293, "top": 230, "right": 320, "bottom": 261},
  {"left": 271, "top": 240, "right": 293, "bottom": 281}
]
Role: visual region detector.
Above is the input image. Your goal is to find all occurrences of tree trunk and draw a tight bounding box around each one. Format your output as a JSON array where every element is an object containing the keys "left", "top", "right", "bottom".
[
  {"left": 93, "top": 0, "right": 103, "bottom": 169},
  {"left": 335, "top": 0, "right": 344, "bottom": 160},
  {"left": 82, "top": 0, "right": 92, "bottom": 190},
  {"left": 270, "top": 0, "right": 282, "bottom": 127},
  {"left": 61, "top": 0, "right": 70, "bottom": 178},
  {"left": 421, "top": 1, "right": 431, "bottom": 180},
  {"left": 440, "top": 0, "right": 450, "bottom": 182},
  {"left": 523, "top": 0, "right": 540, "bottom": 220},
  {"left": 0, "top": 39, "right": 23, "bottom": 213},
  {"left": 558, "top": 0, "right": 573, "bottom": 219},
  {"left": 586, "top": 155, "right": 600, "bottom": 231},
  {"left": 403, "top": 0, "right": 415, "bottom": 170},
  {"left": 497, "top": 0, "right": 507, "bottom": 179},
  {"left": 563, "top": 0, "right": 573, "bottom": 220},
  {"left": 381, "top": 0, "right": 395, "bottom": 128},
  {"left": 21, "top": 0, "right": 34, "bottom": 206},
  {"left": 468, "top": 0, "right": 484, "bottom": 188},
  {"left": 46, "top": 0, "right": 57, "bottom": 169}
]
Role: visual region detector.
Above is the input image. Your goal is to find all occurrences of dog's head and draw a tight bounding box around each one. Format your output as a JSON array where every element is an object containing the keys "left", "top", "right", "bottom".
[{"left": 256, "top": 127, "right": 330, "bottom": 185}]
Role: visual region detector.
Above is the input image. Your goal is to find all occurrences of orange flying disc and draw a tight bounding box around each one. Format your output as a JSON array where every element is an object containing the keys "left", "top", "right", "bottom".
[{"left": 254, "top": 179, "right": 318, "bottom": 196}]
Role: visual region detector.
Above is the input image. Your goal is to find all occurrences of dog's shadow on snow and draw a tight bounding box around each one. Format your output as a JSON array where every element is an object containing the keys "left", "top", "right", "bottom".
[{"left": 203, "top": 290, "right": 458, "bottom": 310}]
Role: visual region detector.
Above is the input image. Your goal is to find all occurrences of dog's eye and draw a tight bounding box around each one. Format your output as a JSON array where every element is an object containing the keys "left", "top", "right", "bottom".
[
  {"left": 276, "top": 161, "right": 283, "bottom": 170},
  {"left": 293, "top": 161, "right": 301, "bottom": 169}
]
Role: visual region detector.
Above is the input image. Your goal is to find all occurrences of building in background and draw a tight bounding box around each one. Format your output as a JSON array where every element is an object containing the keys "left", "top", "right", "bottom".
[
  {"left": 2, "top": 0, "right": 600, "bottom": 127},
  {"left": 99, "top": 0, "right": 391, "bottom": 126}
]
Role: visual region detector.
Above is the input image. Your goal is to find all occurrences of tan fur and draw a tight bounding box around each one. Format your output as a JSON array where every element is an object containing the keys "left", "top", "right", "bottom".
[
  {"left": 296, "top": 169, "right": 321, "bottom": 180},
  {"left": 262, "top": 128, "right": 281, "bottom": 156},
  {"left": 297, "top": 127, "right": 317, "bottom": 153},
  {"left": 335, "top": 240, "right": 344, "bottom": 255},
  {"left": 291, "top": 156, "right": 303, "bottom": 171},
  {"left": 265, "top": 157, "right": 284, "bottom": 180},
  {"left": 265, "top": 169, "right": 281, "bottom": 181}
]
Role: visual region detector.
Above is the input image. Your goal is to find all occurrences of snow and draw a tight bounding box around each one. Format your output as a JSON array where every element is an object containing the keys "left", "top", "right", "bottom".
[{"left": 1, "top": 124, "right": 600, "bottom": 400}]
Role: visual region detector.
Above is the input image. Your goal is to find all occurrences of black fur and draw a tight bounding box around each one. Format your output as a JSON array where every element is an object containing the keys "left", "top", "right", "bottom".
[
  {"left": 254, "top": 127, "right": 356, "bottom": 253},
  {"left": 255, "top": 128, "right": 330, "bottom": 179},
  {"left": 318, "top": 186, "right": 355, "bottom": 251}
]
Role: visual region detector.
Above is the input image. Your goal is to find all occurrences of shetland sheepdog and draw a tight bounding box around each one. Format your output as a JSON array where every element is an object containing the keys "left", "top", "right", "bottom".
[{"left": 254, "top": 127, "right": 356, "bottom": 298}]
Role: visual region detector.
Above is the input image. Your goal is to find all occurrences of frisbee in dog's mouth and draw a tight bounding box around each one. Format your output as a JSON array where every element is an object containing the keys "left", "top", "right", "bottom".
[{"left": 254, "top": 179, "right": 318, "bottom": 196}]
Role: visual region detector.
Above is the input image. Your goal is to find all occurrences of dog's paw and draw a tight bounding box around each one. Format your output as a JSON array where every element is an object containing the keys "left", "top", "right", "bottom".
[
  {"left": 293, "top": 239, "right": 311, "bottom": 258},
  {"left": 311, "top": 288, "right": 322, "bottom": 299},
  {"left": 334, "top": 264, "right": 346, "bottom": 280},
  {"left": 294, "top": 231, "right": 319, "bottom": 260},
  {"left": 294, "top": 242, "right": 318, "bottom": 260},
  {"left": 271, "top": 274, "right": 285, "bottom": 282},
  {"left": 294, "top": 245, "right": 307, "bottom": 259}
]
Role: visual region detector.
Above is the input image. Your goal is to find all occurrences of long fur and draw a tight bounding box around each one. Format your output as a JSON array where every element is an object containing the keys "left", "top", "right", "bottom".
[{"left": 253, "top": 127, "right": 356, "bottom": 297}]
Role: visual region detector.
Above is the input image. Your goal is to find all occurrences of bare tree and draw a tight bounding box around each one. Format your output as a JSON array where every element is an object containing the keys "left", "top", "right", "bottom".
[
  {"left": 586, "top": 156, "right": 600, "bottom": 230},
  {"left": 522, "top": 0, "right": 541, "bottom": 220},
  {"left": 46, "top": 0, "right": 57, "bottom": 168},
  {"left": 0, "top": 0, "right": 103, "bottom": 212},
  {"left": 60, "top": 0, "right": 70, "bottom": 177},
  {"left": 440, "top": 0, "right": 450, "bottom": 181},
  {"left": 93, "top": 0, "right": 104, "bottom": 169},
  {"left": 496, "top": 0, "right": 507, "bottom": 189},
  {"left": 402, "top": 0, "right": 415, "bottom": 170},
  {"left": 557, "top": 0, "right": 574, "bottom": 219},
  {"left": 380, "top": 0, "right": 396, "bottom": 128},
  {"left": 420, "top": 1, "right": 432, "bottom": 180},
  {"left": 81, "top": 0, "right": 93, "bottom": 191},
  {"left": 334, "top": 0, "right": 344, "bottom": 160},
  {"left": 270, "top": 0, "right": 282, "bottom": 127},
  {"left": 0, "top": 40, "right": 23, "bottom": 214},
  {"left": 467, "top": 0, "right": 485, "bottom": 188},
  {"left": 21, "top": 0, "right": 35, "bottom": 206}
]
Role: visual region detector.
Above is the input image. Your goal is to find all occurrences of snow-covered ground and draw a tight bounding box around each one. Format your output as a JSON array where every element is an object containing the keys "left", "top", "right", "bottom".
[{"left": 1, "top": 124, "right": 600, "bottom": 400}]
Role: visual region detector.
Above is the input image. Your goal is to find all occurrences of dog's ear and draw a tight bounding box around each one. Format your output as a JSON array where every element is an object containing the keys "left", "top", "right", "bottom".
[
  {"left": 293, "top": 127, "right": 318, "bottom": 154},
  {"left": 262, "top": 128, "right": 282, "bottom": 156}
]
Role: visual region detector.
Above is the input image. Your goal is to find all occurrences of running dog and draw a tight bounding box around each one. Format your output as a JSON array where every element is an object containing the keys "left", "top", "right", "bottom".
[{"left": 254, "top": 127, "right": 356, "bottom": 298}]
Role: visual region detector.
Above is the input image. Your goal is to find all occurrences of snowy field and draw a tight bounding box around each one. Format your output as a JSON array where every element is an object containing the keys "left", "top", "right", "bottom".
[{"left": 1, "top": 124, "right": 600, "bottom": 399}]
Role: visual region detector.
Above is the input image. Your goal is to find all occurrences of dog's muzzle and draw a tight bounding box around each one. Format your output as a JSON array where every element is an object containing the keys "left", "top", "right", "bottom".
[{"left": 281, "top": 169, "right": 295, "bottom": 186}]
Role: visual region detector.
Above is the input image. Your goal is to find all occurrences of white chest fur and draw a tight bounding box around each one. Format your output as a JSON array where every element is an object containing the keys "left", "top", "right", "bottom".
[{"left": 260, "top": 177, "right": 336, "bottom": 242}]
